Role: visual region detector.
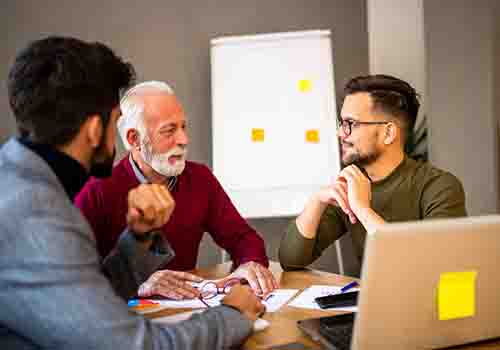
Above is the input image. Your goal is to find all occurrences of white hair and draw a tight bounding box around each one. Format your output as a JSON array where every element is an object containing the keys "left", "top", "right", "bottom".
[{"left": 117, "top": 81, "right": 174, "bottom": 150}]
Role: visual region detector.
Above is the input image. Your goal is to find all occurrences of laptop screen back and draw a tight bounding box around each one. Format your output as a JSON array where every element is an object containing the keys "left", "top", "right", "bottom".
[{"left": 351, "top": 215, "right": 500, "bottom": 349}]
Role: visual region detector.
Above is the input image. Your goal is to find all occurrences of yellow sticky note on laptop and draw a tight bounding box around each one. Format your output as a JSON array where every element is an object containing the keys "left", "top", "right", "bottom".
[{"left": 438, "top": 271, "right": 477, "bottom": 321}]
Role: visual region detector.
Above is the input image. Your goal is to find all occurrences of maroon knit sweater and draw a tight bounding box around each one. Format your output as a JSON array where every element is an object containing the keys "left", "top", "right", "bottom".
[{"left": 75, "top": 155, "right": 269, "bottom": 271}]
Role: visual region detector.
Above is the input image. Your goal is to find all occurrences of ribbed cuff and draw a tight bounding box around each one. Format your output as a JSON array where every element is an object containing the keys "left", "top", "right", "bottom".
[{"left": 116, "top": 228, "right": 175, "bottom": 283}]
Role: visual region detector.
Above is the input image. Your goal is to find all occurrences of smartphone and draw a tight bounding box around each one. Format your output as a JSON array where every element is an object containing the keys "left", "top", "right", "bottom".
[{"left": 314, "top": 291, "right": 358, "bottom": 309}]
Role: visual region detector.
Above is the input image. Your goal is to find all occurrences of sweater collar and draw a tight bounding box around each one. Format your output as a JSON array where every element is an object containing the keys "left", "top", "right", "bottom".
[{"left": 19, "top": 137, "right": 89, "bottom": 201}]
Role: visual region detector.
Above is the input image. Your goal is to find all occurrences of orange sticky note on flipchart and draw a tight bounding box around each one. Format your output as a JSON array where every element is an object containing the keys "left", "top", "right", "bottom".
[
  {"left": 298, "top": 79, "right": 312, "bottom": 92},
  {"left": 305, "top": 129, "right": 320, "bottom": 143},
  {"left": 252, "top": 128, "right": 265, "bottom": 142}
]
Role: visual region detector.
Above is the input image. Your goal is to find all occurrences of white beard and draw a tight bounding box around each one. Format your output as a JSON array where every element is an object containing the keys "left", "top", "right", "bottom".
[{"left": 141, "top": 143, "right": 187, "bottom": 177}]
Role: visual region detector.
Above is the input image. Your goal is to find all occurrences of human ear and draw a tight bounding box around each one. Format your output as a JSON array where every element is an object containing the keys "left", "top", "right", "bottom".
[
  {"left": 383, "top": 122, "right": 397, "bottom": 145},
  {"left": 127, "top": 129, "right": 141, "bottom": 149},
  {"left": 86, "top": 115, "right": 103, "bottom": 149}
]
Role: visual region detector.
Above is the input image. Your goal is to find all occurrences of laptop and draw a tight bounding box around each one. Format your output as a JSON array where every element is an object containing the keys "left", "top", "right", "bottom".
[{"left": 298, "top": 215, "right": 500, "bottom": 349}]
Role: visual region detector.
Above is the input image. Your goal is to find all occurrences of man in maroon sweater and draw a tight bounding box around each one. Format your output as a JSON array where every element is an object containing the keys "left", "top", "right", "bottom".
[{"left": 75, "top": 81, "right": 277, "bottom": 300}]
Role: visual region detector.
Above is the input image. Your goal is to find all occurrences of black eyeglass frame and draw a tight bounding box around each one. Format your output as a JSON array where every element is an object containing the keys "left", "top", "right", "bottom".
[
  {"left": 338, "top": 119, "right": 391, "bottom": 136},
  {"left": 198, "top": 278, "right": 242, "bottom": 307}
]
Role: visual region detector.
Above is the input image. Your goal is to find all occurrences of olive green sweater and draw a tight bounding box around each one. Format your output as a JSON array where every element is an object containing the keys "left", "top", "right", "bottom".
[{"left": 279, "top": 157, "right": 467, "bottom": 270}]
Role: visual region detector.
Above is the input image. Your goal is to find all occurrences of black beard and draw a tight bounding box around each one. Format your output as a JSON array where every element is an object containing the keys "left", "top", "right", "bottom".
[
  {"left": 342, "top": 153, "right": 378, "bottom": 168},
  {"left": 341, "top": 146, "right": 380, "bottom": 168},
  {"left": 90, "top": 147, "right": 116, "bottom": 178}
]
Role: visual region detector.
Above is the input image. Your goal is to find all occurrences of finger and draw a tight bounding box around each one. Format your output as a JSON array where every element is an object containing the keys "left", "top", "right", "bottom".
[
  {"left": 333, "top": 185, "right": 356, "bottom": 222},
  {"left": 151, "top": 279, "right": 194, "bottom": 299},
  {"left": 334, "top": 182, "right": 352, "bottom": 211},
  {"left": 144, "top": 186, "right": 166, "bottom": 222},
  {"left": 156, "top": 184, "right": 175, "bottom": 209},
  {"left": 253, "top": 265, "right": 270, "bottom": 295},
  {"left": 164, "top": 290, "right": 184, "bottom": 300},
  {"left": 349, "top": 164, "right": 365, "bottom": 178},
  {"left": 271, "top": 271, "right": 280, "bottom": 289},
  {"left": 140, "top": 185, "right": 166, "bottom": 223},
  {"left": 172, "top": 285, "right": 199, "bottom": 299},
  {"left": 331, "top": 186, "right": 351, "bottom": 214},
  {"left": 342, "top": 166, "right": 361, "bottom": 183},
  {"left": 334, "top": 175, "right": 347, "bottom": 185},
  {"left": 336, "top": 179, "right": 349, "bottom": 192},
  {"left": 164, "top": 272, "right": 201, "bottom": 297},
  {"left": 333, "top": 187, "right": 357, "bottom": 223},
  {"left": 151, "top": 184, "right": 171, "bottom": 209},
  {"left": 169, "top": 270, "right": 204, "bottom": 283},
  {"left": 127, "top": 207, "right": 142, "bottom": 223},
  {"left": 138, "top": 282, "right": 152, "bottom": 297},
  {"left": 134, "top": 193, "right": 157, "bottom": 224},
  {"left": 169, "top": 279, "right": 200, "bottom": 297},
  {"left": 324, "top": 187, "right": 338, "bottom": 202},
  {"left": 243, "top": 268, "right": 262, "bottom": 295},
  {"left": 150, "top": 184, "right": 173, "bottom": 223},
  {"left": 348, "top": 212, "right": 358, "bottom": 224}
]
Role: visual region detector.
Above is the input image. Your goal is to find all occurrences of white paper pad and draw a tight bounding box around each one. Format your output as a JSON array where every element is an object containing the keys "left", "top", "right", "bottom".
[{"left": 287, "top": 285, "right": 359, "bottom": 312}]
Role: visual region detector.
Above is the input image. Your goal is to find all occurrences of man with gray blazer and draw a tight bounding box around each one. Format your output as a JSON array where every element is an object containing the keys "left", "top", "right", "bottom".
[{"left": 0, "top": 36, "right": 263, "bottom": 349}]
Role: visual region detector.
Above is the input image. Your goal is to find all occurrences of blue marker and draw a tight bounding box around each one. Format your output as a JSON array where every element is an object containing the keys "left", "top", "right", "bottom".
[
  {"left": 128, "top": 299, "right": 139, "bottom": 307},
  {"left": 340, "top": 281, "right": 359, "bottom": 293}
]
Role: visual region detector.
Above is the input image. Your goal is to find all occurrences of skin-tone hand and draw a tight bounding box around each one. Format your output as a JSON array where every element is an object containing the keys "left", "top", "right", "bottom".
[
  {"left": 126, "top": 183, "right": 175, "bottom": 234},
  {"left": 228, "top": 261, "right": 279, "bottom": 297},
  {"left": 338, "top": 165, "right": 386, "bottom": 235},
  {"left": 296, "top": 164, "right": 375, "bottom": 239},
  {"left": 138, "top": 269, "right": 203, "bottom": 299},
  {"left": 222, "top": 284, "right": 266, "bottom": 321},
  {"left": 338, "top": 165, "right": 371, "bottom": 217},
  {"left": 315, "top": 178, "right": 357, "bottom": 224}
]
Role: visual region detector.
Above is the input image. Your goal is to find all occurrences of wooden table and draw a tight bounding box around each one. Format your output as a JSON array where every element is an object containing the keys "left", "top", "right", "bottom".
[{"left": 146, "top": 261, "right": 500, "bottom": 350}]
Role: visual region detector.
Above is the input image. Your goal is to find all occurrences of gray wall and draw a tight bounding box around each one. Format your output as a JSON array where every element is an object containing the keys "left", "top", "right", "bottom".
[
  {"left": 425, "top": 0, "right": 499, "bottom": 215},
  {"left": 0, "top": 0, "right": 368, "bottom": 272},
  {"left": 495, "top": 1, "right": 500, "bottom": 211}
]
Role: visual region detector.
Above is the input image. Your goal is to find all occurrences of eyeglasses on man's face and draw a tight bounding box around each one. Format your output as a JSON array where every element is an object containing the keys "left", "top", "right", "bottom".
[{"left": 337, "top": 118, "right": 391, "bottom": 136}]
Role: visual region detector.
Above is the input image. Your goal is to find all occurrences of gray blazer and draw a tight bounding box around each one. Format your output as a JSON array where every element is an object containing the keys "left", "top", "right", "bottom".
[{"left": 0, "top": 138, "right": 252, "bottom": 350}]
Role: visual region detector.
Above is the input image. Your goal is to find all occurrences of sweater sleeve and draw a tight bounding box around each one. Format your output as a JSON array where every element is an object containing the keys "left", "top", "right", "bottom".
[
  {"left": 102, "top": 229, "right": 175, "bottom": 300},
  {"left": 76, "top": 180, "right": 176, "bottom": 300},
  {"left": 279, "top": 205, "right": 347, "bottom": 271},
  {"left": 203, "top": 166, "right": 269, "bottom": 268}
]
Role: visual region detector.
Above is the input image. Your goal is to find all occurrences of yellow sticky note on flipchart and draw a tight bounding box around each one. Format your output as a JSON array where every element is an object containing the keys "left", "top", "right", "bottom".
[
  {"left": 251, "top": 128, "right": 265, "bottom": 142},
  {"left": 438, "top": 271, "right": 477, "bottom": 321},
  {"left": 298, "top": 79, "right": 312, "bottom": 92},
  {"left": 305, "top": 129, "right": 320, "bottom": 143}
]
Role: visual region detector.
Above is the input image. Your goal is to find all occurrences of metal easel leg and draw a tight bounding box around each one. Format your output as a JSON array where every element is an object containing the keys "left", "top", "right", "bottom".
[{"left": 334, "top": 240, "right": 345, "bottom": 275}]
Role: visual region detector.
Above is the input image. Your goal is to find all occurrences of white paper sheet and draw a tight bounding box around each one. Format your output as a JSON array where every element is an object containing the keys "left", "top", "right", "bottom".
[
  {"left": 261, "top": 289, "right": 299, "bottom": 312},
  {"left": 287, "top": 285, "right": 359, "bottom": 312},
  {"left": 130, "top": 288, "right": 299, "bottom": 314}
]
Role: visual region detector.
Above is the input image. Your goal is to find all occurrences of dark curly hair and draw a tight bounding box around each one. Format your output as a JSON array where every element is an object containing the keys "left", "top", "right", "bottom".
[
  {"left": 8, "top": 36, "right": 135, "bottom": 146},
  {"left": 344, "top": 74, "right": 420, "bottom": 143}
]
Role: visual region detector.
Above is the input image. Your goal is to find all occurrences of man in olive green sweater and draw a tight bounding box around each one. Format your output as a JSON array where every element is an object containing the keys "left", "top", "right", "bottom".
[{"left": 279, "top": 75, "right": 467, "bottom": 270}]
